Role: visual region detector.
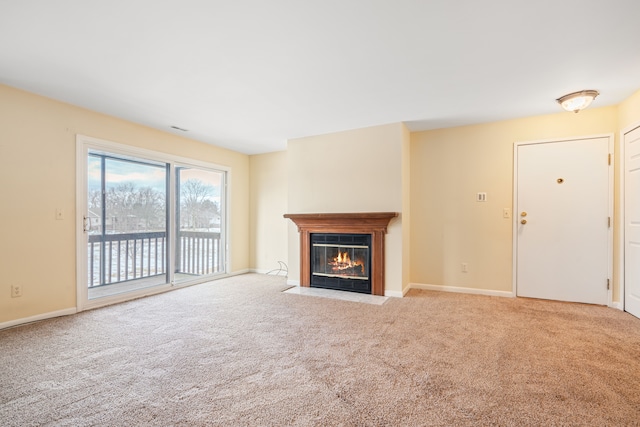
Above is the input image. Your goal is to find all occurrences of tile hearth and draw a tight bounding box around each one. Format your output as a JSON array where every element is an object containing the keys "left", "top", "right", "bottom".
[{"left": 283, "top": 286, "right": 388, "bottom": 305}]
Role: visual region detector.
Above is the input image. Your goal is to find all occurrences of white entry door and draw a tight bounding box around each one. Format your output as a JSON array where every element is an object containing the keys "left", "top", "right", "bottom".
[
  {"left": 624, "top": 126, "right": 640, "bottom": 318},
  {"left": 515, "top": 136, "right": 611, "bottom": 305}
]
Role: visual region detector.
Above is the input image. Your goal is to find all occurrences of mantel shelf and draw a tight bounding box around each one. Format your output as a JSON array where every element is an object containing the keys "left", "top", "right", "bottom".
[{"left": 283, "top": 212, "right": 398, "bottom": 233}]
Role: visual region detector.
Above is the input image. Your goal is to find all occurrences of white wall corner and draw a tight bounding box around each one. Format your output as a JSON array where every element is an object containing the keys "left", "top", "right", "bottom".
[{"left": 610, "top": 301, "right": 623, "bottom": 310}]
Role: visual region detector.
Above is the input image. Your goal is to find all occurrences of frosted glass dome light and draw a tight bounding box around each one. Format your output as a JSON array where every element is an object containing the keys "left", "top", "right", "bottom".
[{"left": 556, "top": 90, "right": 599, "bottom": 113}]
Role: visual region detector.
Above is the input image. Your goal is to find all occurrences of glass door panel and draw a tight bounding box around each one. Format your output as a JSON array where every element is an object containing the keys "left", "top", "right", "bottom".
[
  {"left": 175, "top": 166, "right": 225, "bottom": 284},
  {"left": 87, "top": 151, "right": 169, "bottom": 299}
]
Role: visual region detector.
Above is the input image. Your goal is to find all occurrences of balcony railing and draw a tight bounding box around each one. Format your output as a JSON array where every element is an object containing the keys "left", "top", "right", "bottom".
[
  {"left": 178, "top": 230, "right": 223, "bottom": 277},
  {"left": 88, "top": 230, "right": 222, "bottom": 287}
]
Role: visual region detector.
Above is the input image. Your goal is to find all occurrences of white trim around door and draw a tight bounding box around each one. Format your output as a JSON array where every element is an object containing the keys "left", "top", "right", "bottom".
[{"left": 620, "top": 122, "right": 640, "bottom": 317}]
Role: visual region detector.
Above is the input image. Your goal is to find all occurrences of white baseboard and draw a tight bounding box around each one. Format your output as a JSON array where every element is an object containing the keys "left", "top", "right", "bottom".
[
  {"left": 384, "top": 289, "right": 404, "bottom": 298},
  {"left": 409, "top": 283, "right": 514, "bottom": 298},
  {"left": 249, "top": 268, "right": 288, "bottom": 275},
  {"left": 0, "top": 307, "right": 77, "bottom": 331},
  {"left": 611, "top": 301, "right": 623, "bottom": 310},
  {"left": 286, "top": 279, "right": 300, "bottom": 287}
]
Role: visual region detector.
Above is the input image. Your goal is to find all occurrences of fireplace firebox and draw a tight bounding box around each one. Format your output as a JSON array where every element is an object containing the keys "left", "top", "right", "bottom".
[{"left": 311, "top": 233, "right": 371, "bottom": 294}]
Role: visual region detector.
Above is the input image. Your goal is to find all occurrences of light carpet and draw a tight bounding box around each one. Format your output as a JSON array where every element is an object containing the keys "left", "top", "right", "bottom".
[{"left": 1, "top": 273, "right": 640, "bottom": 426}]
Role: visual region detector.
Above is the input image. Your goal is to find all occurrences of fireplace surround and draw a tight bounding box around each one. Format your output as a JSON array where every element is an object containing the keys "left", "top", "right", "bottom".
[{"left": 284, "top": 212, "right": 398, "bottom": 295}]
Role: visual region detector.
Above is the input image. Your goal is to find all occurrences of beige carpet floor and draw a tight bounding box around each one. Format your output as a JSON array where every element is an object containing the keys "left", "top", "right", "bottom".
[{"left": 1, "top": 273, "right": 640, "bottom": 426}]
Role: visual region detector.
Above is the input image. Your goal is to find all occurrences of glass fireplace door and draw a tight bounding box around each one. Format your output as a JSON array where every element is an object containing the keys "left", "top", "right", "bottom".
[{"left": 310, "top": 233, "right": 371, "bottom": 293}]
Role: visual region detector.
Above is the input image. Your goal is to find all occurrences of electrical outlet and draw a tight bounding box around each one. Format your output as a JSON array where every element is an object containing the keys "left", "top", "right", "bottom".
[
  {"left": 476, "top": 192, "right": 487, "bottom": 202},
  {"left": 11, "top": 285, "right": 22, "bottom": 298},
  {"left": 55, "top": 208, "right": 64, "bottom": 220},
  {"left": 461, "top": 263, "right": 468, "bottom": 273}
]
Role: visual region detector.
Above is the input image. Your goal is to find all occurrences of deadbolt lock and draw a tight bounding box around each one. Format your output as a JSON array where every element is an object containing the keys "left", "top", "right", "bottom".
[
  {"left": 520, "top": 212, "right": 527, "bottom": 217},
  {"left": 521, "top": 219, "right": 527, "bottom": 224}
]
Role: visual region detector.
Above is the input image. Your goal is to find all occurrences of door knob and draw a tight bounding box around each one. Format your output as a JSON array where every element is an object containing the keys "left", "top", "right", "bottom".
[
  {"left": 521, "top": 212, "right": 527, "bottom": 217},
  {"left": 521, "top": 219, "right": 527, "bottom": 224}
]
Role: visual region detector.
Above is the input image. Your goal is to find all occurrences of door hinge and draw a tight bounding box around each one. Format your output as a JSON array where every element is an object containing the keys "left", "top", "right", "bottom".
[
  {"left": 607, "top": 279, "right": 610, "bottom": 290},
  {"left": 608, "top": 216, "right": 611, "bottom": 228},
  {"left": 608, "top": 153, "right": 612, "bottom": 165}
]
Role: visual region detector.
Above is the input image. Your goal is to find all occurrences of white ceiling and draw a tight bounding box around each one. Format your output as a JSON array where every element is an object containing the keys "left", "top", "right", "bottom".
[{"left": 2, "top": 0, "right": 639, "bottom": 154}]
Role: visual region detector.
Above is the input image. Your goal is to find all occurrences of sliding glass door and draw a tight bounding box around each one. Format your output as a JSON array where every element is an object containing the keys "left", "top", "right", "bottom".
[{"left": 78, "top": 136, "right": 228, "bottom": 308}]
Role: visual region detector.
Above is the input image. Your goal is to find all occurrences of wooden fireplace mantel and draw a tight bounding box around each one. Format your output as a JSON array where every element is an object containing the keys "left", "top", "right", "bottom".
[{"left": 284, "top": 212, "right": 398, "bottom": 296}]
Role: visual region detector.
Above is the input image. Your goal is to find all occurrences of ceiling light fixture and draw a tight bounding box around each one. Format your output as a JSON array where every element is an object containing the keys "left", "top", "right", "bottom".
[{"left": 556, "top": 90, "right": 599, "bottom": 113}]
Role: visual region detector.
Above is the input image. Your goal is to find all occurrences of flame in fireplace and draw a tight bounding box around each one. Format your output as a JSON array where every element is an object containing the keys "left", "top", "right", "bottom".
[
  {"left": 335, "top": 250, "right": 350, "bottom": 265},
  {"left": 330, "top": 250, "right": 365, "bottom": 275}
]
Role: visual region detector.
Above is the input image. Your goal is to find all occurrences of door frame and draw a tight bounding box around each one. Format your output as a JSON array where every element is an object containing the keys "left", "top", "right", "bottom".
[
  {"left": 619, "top": 121, "right": 640, "bottom": 312},
  {"left": 512, "top": 134, "right": 614, "bottom": 306}
]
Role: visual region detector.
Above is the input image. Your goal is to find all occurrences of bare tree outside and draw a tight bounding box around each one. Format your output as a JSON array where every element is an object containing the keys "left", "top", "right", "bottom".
[
  {"left": 88, "top": 178, "right": 220, "bottom": 233},
  {"left": 88, "top": 183, "right": 166, "bottom": 233},
  {"left": 180, "top": 179, "right": 219, "bottom": 230}
]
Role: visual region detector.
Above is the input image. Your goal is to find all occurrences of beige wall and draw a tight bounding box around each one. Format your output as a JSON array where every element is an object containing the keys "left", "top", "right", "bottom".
[
  {"left": 618, "top": 89, "right": 640, "bottom": 131},
  {"left": 0, "top": 84, "right": 250, "bottom": 325},
  {"left": 286, "top": 123, "right": 407, "bottom": 295},
  {"left": 249, "top": 151, "right": 288, "bottom": 273},
  {"left": 410, "top": 107, "right": 619, "bottom": 295}
]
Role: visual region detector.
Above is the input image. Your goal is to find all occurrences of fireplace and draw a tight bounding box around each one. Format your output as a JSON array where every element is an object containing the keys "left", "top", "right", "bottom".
[
  {"left": 311, "top": 233, "right": 372, "bottom": 294},
  {"left": 284, "top": 212, "right": 398, "bottom": 295}
]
